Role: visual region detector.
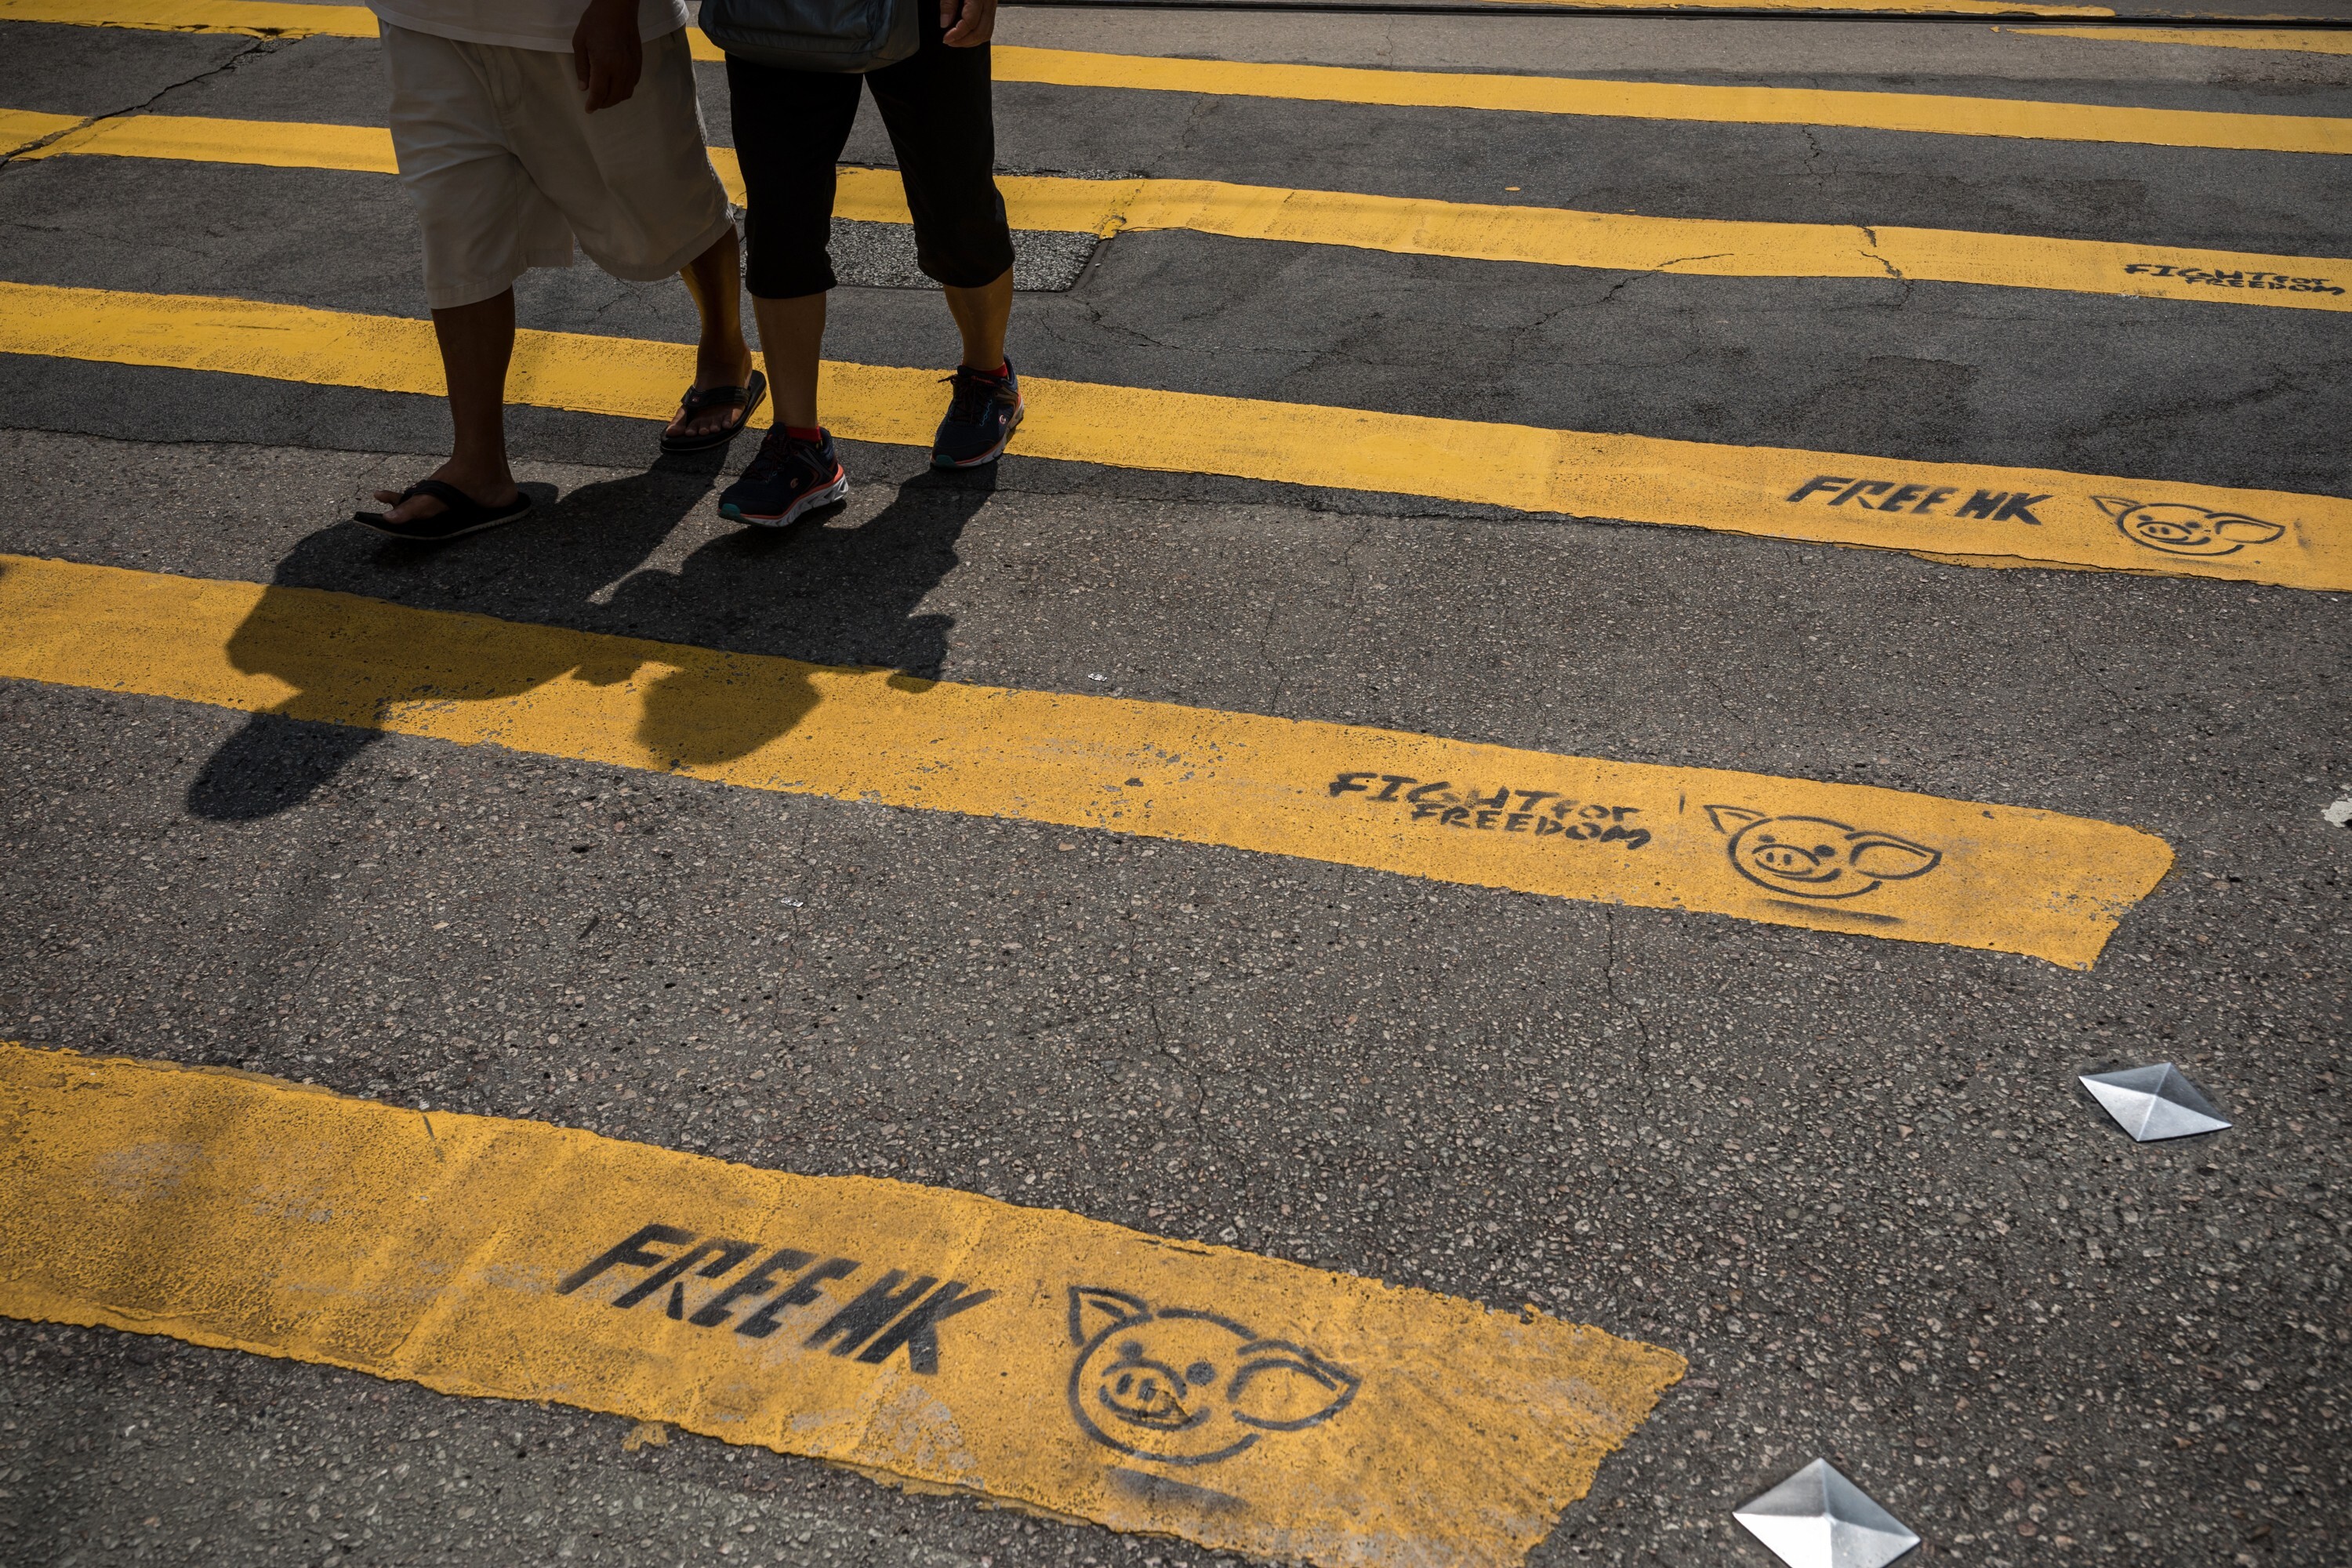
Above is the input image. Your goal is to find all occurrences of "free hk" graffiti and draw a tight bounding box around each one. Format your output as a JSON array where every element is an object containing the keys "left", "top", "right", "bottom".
[{"left": 557, "top": 1222, "right": 994, "bottom": 1374}]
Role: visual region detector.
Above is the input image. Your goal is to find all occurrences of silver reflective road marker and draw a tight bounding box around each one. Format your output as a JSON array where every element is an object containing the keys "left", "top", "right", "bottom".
[
  {"left": 2079, "top": 1063, "right": 2233, "bottom": 1142},
  {"left": 1733, "top": 1458, "right": 1921, "bottom": 1568}
]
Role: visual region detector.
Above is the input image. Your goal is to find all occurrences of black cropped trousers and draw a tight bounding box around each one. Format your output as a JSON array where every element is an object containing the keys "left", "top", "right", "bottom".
[{"left": 724, "top": 13, "right": 1015, "bottom": 299}]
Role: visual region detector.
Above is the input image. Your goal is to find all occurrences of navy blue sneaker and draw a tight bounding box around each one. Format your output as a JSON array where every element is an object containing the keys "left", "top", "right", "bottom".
[
  {"left": 931, "top": 361, "right": 1023, "bottom": 469},
  {"left": 718, "top": 427, "right": 848, "bottom": 528}
]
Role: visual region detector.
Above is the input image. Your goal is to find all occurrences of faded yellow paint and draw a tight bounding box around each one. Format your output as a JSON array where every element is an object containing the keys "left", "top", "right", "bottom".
[
  {"left": 0, "top": 107, "right": 82, "bottom": 157},
  {"left": 13, "top": 2, "right": 2343, "bottom": 153},
  {"left": 0, "top": 0, "right": 378, "bottom": 35},
  {"left": 33, "top": 114, "right": 2352, "bottom": 315},
  {"left": 0, "top": 1043, "right": 1686, "bottom": 1567},
  {"left": 984, "top": 44, "right": 2352, "bottom": 155},
  {"left": 2011, "top": 25, "right": 2352, "bottom": 55},
  {"left": 24, "top": 109, "right": 400, "bottom": 172},
  {"left": 0, "top": 0, "right": 2134, "bottom": 37},
  {"left": 1095, "top": 177, "right": 2352, "bottom": 313},
  {"left": 0, "top": 553, "right": 2172, "bottom": 964},
  {"left": 2, "top": 281, "right": 2346, "bottom": 593}
]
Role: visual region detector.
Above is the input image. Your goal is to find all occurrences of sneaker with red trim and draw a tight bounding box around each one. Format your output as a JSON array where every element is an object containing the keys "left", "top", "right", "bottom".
[
  {"left": 718, "top": 428, "right": 848, "bottom": 528},
  {"left": 931, "top": 361, "right": 1023, "bottom": 469}
]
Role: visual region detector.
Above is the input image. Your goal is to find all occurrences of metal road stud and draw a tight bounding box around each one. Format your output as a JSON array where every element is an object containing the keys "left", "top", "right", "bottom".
[
  {"left": 1734, "top": 1458, "right": 1921, "bottom": 1568},
  {"left": 2078, "top": 1062, "right": 2232, "bottom": 1142}
]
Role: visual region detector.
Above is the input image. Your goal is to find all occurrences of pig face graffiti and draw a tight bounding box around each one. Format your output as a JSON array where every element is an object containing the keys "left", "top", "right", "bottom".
[
  {"left": 1707, "top": 807, "right": 1942, "bottom": 901},
  {"left": 1065, "top": 1287, "right": 1359, "bottom": 1467},
  {"left": 2095, "top": 496, "right": 2285, "bottom": 557}
]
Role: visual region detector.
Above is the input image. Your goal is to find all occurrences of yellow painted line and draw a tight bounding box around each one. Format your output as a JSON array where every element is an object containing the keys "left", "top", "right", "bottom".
[
  {"left": 9, "top": 1, "right": 2347, "bottom": 154},
  {"left": 23, "top": 113, "right": 2352, "bottom": 316},
  {"left": 25, "top": 108, "right": 399, "bottom": 172},
  {"left": 0, "top": 1044, "right": 1682, "bottom": 1567},
  {"left": 983, "top": 45, "right": 2352, "bottom": 155},
  {"left": 3, "top": 281, "right": 2347, "bottom": 596},
  {"left": 0, "top": 107, "right": 82, "bottom": 157},
  {"left": 2013, "top": 25, "right": 2352, "bottom": 54},
  {"left": 0, "top": 0, "right": 2131, "bottom": 29},
  {"left": 1109, "top": 181, "right": 2352, "bottom": 308},
  {"left": 0, "top": 552, "right": 2173, "bottom": 965},
  {"left": 0, "top": 0, "right": 377, "bottom": 34}
]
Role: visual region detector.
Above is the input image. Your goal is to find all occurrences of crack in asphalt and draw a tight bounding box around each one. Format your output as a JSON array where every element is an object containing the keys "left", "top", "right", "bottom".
[
  {"left": 0, "top": 37, "right": 280, "bottom": 172},
  {"left": 1855, "top": 225, "right": 1917, "bottom": 309},
  {"left": 1599, "top": 906, "right": 1655, "bottom": 1094},
  {"left": 1594, "top": 256, "right": 1737, "bottom": 308}
]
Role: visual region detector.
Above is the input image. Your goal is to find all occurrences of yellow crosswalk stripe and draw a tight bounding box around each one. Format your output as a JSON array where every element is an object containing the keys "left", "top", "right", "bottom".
[
  {"left": 3, "top": 281, "right": 2345, "bottom": 594},
  {"left": 0, "top": 1042, "right": 1686, "bottom": 1568},
  {"left": 0, "top": 0, "right": 2134, "bottom": 31},
  {"left": 0, "top": 553, "right": 2171, "bottom": 964},
  {"left": 21, "top": 111, "right": 2352, "bottom": 314},
  {"left": 7, "top": 0, "right": 2347, "bottom": 154},
  {"left": 982, "top": 44, "right": 2352, "bottom": 155},
  {"left": 22, "top": 107, "right": 398, "bottom": 171},
  {"left": 2012, "top": 25, "right": 2352, "bottom": 56},
  {"left": 0, "top": 0, "right": 376, "bottom": 34},
  {"left": 0, "top": 107, "right": 82, "bottom": 157}
]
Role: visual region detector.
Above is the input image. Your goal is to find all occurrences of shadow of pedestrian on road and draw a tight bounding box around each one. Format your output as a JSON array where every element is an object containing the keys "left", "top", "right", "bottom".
[
  {"left": 183, "top": 453, "right": 993, "bottom": 818},
  {"left": 187, "top": 451, "right": 719, "bottom": 821},
  {"left": 605, "top": 466, "right": 993, "bottom": 769}
]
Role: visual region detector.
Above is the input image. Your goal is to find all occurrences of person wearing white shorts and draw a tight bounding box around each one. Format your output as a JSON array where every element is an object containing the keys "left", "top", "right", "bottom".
[{"left": 359, "top": 0, "right": 766, "bottom": 541}]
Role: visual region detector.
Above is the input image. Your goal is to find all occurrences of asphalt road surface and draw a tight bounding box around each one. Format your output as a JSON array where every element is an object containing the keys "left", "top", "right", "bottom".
[{"left": 1, "top": 5, "right": 2347, "bottom": 1568}]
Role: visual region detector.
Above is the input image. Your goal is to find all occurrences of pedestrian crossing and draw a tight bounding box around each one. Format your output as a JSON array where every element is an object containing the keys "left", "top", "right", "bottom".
[
  {"left": 11, "top": 108, "right": 2347, "bottom": 314},
  {"left": 17, "top": 0, "right": 2352, "bottom": 153},
  {"left": 0, "top": 552, "right": 2173, "bottom": 965},
  {"left": 984, "top": 43, "right": 2352, "bottom": 154},
  {"left": 0, "top": 7, "right": 2343, "bottom": 1560},
  {"left": 2, "top": 1040, "right": 1684, "bottom": 1568},
  {"left": 7, "top": 281, "right": 2344, "bottom": 588}
]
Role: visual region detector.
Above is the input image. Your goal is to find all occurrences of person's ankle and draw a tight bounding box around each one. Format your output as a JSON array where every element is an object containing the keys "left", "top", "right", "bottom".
[
  {"left": 696, "top": 340, "right": 753, "bottom": 380},
  {"left": 435, "top": 457, "right": 516, "bottom": 499}
]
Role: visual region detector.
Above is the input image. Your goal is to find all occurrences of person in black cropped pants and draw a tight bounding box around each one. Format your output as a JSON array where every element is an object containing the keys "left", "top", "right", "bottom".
[{"left": 716, "top": 0, "right": 1024, "bottom": 529}]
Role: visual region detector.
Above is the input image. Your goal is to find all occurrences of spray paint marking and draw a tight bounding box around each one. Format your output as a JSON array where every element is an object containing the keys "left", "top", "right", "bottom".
[
  {"left": 0, "top": 1044, "right": 1685, "bottom": 1568},
  {"left": 16, "top": 110, "right": 2350, "bottom": 315},
  {"left": 0, "top": 554, "right": 2172, "bottom": 965},
  {"left": 2, "top": 282, "right": 2346, "bottom": 591}
]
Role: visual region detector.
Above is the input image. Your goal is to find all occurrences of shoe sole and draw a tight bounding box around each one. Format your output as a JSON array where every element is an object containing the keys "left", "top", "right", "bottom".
[
  {"left": 354, "top": 502, "right": 532, "bottom": 543},
  {"left": 932, "top": 400, "right": 1025, "bottom": 470},
  {"left": 719, "top": 470, "right": 848, "bottom": 528}
]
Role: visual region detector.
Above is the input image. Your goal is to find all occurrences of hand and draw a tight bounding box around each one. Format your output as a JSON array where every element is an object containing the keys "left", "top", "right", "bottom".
[
  {"left": 572, "top": 0, "right": 644, "bottom": 111},
  {"left": 940, "top": 0, "right": 997, "bottom": 47}
]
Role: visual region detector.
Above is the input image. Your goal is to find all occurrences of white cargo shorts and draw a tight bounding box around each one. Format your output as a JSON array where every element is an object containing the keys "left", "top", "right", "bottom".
[{"left": 382, "top": 22, "right": 733, "bottom": 310}]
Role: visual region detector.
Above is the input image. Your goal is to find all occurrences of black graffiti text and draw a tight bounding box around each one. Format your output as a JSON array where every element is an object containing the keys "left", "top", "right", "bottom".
[
  {"left": 1326, "top": 774, "right": 1651, "bottom": 848},
  {"left": 2123, "top": 263, "right": 2343, "bottom": 296},
  {"left": 1782, "top": 474, "right": 2049, "bottom": 526},
  {"left": 557, "top": 1222, "right": 995, "bottom": 1375}
]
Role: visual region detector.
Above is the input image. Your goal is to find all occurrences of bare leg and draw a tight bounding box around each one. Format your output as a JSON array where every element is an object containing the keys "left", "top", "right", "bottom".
[
  {"left": 750, "top": 290, "right": 828, "bottom": 431},
  {"left": 942, "top": 267, "right": 1013, "bottom": 372},
  {"left": 668, "top": 226, "right": 758, "bottom": 441},
  {"left": 376, "top": 290, "right": 521, "bottom": 524}
]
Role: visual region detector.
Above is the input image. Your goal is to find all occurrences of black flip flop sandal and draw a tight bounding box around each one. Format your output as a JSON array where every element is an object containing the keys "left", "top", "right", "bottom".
[
  {"left": 354, "top": 479, "right": 534, "bottom": 543},
  {"left": 660, "top": 369, "right": 768, "bottom": 453}
]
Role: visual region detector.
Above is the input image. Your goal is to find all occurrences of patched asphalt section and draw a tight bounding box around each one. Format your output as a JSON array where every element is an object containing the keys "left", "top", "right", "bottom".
[
  {"left": 2, "top": 427, "right": 2347, "bottom": 1562},
  {"left": 829, "top": 217, "right": 1101, "bottom": 292}
]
